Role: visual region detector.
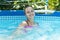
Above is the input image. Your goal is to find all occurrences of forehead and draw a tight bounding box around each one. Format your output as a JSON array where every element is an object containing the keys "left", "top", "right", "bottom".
[{"left": 25, "top": 7, "right": 33, "bottom": 11}]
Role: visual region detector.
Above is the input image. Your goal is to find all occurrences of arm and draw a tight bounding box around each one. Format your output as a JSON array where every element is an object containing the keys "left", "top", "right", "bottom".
[
  {"left": 9, "top": 25, "right": 24, "bottom": 40},
  {"left": 8, "top": 21, "right": 27, "bottom": 40}
]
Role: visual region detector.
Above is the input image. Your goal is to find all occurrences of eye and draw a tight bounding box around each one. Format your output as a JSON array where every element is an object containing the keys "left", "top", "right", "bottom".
[{"left": 27, "top": 11, "right": 30, "bottom": 13}]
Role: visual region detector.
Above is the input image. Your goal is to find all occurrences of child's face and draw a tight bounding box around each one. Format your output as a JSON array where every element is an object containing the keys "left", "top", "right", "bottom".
[{"left": 25, "top": 7, "right": 35, "bottom": 20}]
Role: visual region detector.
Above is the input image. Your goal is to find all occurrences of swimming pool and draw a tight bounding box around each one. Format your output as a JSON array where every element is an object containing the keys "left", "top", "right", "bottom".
[{"left": 0, "top": 15, "right": 60, "bottom": 40}]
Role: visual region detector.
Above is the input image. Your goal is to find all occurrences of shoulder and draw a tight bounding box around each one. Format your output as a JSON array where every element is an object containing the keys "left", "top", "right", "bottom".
[{"left": 19, "top": 21, "right": 27, "bottom": 27}]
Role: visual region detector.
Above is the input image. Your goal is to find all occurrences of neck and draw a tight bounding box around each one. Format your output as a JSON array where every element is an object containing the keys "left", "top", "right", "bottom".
[{"left": 27, "top": 19, "right": 34, "bottom": 26}]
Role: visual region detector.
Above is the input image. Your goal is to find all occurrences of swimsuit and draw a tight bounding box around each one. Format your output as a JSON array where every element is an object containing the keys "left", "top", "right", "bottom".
[{"left": 24, "top": 21, "right": 39, "bottom": 33}]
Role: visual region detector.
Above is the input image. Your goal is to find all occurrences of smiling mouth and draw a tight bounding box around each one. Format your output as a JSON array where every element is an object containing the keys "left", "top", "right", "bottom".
[{"left": 30, "top": 14, "right": 34, "bottom": 16}]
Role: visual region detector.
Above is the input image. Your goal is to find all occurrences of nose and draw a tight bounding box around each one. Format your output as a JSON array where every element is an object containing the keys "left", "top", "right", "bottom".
[{"left": 30, "top": 13, "right": 35, "bottom": 16}]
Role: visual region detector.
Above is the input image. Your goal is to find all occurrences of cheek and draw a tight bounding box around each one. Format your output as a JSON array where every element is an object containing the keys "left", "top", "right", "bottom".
[
  {"left": 33, "top": 12, "right": 35, "bottom": 15},
  {"left": 26, "top": 14, "right": 30, "bottom": 17},
  {"left": 32, "top": 12, "right": 35, "bottom": 16}
]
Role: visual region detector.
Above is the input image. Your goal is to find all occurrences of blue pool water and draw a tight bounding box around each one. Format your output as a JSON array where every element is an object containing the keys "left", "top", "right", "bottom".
[{"left": 0, "top": 16, "right": 60, "bottom": 40}]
